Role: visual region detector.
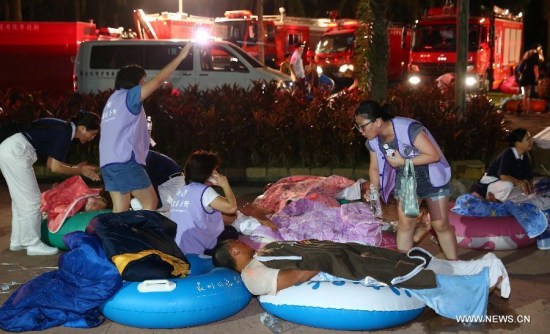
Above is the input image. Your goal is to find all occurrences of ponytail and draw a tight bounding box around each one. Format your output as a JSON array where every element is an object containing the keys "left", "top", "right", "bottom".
[{"left": 355, "top": 100, "right": 394, "bottom": 121}]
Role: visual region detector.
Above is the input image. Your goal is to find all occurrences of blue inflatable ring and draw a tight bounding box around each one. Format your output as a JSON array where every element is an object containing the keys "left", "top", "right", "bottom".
[
  {"left": 100, "top": 254, "right": 252, "bottom": 329},
  {"left": 259, "top": 280, "right": 425, "bottom": 331}
]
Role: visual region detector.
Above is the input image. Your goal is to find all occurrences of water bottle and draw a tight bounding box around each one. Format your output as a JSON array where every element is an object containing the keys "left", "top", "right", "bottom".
[
  {"left": 369, "top": 184, "right": 383, "bottom": 218},
  {"left": 147, "top": 116, "right": 157, "bottom": 147},
  {"left": 146, "top": 116, "right": 153, "bottom": 133},
  {"left": 259, "top": 312, "right": 282, "bottom": 334}
]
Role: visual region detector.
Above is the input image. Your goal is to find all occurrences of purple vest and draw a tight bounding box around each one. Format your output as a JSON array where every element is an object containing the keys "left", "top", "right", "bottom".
[
  {"left": 368, "top": 117, "right": 451, "bottom": 203},
  {"left": 169, "top": 182, "right": 223, "bottom": 254},
  {"left": 99, "top": 89, "right": 149, "bottom": 167}
]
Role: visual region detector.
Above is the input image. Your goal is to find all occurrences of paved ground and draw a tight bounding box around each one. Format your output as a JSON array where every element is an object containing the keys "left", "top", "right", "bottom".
[
  {"left": 1, "top": 109, "right": 549, "bottom": 334},
  {"left": 1, "top": 180, "right": 549, "bottom": 334}
]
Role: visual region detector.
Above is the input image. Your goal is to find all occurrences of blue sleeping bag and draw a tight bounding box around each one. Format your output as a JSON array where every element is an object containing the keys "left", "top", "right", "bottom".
[{"left": 0, "top": 232, "right": 122, "bottom": 332}]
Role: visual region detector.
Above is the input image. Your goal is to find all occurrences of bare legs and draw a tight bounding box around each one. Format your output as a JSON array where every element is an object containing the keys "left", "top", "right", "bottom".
[
  {"left": 110, "top": 185, "right": 158, "bottom": 213},
  {"left": 396, "top": 196, "right": 458, "bottom": 260}
]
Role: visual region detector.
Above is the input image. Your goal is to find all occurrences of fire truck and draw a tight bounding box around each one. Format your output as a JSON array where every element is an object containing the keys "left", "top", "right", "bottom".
[
  {"left": 133, "top": 8, "right": 214, "bottom": 40},
  {"left": 213, "top": 9, "right": 331, "bottom": 68},
  {"left": 314, "top": 19, "right": 412, "bottom": 84},
  {"left": 0, "top": 21, "right": 97, "bottom": 92},
  {"left": 406, "top": 4, "right": 523, "bottom": 91}
]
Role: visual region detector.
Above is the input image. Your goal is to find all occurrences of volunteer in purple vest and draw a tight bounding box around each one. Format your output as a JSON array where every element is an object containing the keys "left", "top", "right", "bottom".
[
  {"left": 99, "top": 43, "right": 193, "bottom": 213},
  {"left": 0, "top": 111, "right": 100, "bottom": 256},
  {"left": 169, "top": 150, "right": 239, "bottom": 255},
  {"left": 354, "top": 100, "right": 458, "bottom": 260}
]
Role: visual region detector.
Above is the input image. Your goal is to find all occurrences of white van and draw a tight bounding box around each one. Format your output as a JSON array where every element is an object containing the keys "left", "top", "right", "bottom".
[{"left": 73, "top": 39, "right": 291, "bottom": 93}]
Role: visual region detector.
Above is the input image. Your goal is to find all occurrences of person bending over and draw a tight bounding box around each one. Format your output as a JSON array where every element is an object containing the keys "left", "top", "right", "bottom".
[
  {"left": 354, "top": 100, "right": 458, "bottom": 260},
  {"left": 1, "top": 111, "right": 100, "bottom": 256}
]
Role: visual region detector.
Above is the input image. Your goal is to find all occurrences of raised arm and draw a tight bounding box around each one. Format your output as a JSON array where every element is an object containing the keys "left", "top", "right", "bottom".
[{"left": 141, "top": 43, "right": 193, "bottom": 101}]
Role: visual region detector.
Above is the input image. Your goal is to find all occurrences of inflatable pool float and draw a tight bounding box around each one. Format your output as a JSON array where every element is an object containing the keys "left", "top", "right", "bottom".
[
  {"left": 449, "top": 210, "right": 536, "bottom": 250},
  {"left": 41, "top": 209, "right": 111, "bottom": 250},
  {"left": 100, "top": 254, "right": 252, "bottom": 329},
  {"left": 259, "top": 280, "right": 425, "bottom": 331}
]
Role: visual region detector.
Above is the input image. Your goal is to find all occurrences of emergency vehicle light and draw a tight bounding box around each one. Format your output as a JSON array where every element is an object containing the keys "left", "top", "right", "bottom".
[{"left": 224, "top": 10, "right": 253, "bottom": 19}]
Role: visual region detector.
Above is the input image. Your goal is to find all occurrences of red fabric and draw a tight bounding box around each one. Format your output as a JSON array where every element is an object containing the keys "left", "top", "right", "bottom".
[
  {"left": 41, "top": 176, "right": 100, "bottom": 233},
  {"left": 500, "top": 75, "right": 520, "bottom": 94},
  {"left": 253, "top": 175, "right": 355, "bottom": 213}
]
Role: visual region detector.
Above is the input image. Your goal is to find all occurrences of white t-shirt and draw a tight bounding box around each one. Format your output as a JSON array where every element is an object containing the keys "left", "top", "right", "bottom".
[
  {"left": 290, "top": 50, "right": 305, "bottom": 81},
  {"left": 202, "top": 186, "right": 220, "bottom": 208}
]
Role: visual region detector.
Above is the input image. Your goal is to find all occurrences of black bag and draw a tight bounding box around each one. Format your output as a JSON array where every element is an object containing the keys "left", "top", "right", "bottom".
[{"left": 0, "top": 121, "right": 25, "bottom": 144}]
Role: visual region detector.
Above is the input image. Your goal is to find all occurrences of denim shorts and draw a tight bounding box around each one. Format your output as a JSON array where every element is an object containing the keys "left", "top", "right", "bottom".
[{"left": 101, "top": 159, "right": 151, "bottom": 194}]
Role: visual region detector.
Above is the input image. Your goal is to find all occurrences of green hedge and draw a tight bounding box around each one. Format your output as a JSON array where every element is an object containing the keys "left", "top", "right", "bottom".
[{"left": 0, "top": 82, "right": 504, "bottom": 169}]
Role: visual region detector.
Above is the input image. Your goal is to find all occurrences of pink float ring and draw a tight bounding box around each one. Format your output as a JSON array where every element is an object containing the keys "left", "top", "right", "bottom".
[{"left": 449, "top": 210, "right": 536, "bottom": 251}]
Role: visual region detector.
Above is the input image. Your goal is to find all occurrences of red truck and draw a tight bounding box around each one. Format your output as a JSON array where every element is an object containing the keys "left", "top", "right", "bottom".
[
  {"left": 213, "top": 9, "right": 330, "bottom": 68},
  {"left": 133, "top": 8, "right": 214, "bottom": 40},
  {"left": 406, "top": 4, "right": 523, "bottom": 91},
  {"left": 0, "top": 21, "right": 97, "bottom": 92},
  {"left": 314, "top": 19, "right": 412, "bottom": 83}
]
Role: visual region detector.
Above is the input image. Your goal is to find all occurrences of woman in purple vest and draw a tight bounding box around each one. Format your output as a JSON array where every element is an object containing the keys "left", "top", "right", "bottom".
[
  {"left": 169, "top": 150, "right": 239, "bottom": 255},
  {"left": 354, "top": 100, "right": 458, "bottom": 260},
  {"left": 99, "top": 43, "right": 193, "bottom": 213}
]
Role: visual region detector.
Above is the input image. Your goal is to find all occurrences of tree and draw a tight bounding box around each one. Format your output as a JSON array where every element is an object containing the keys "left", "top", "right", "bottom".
[
  {"left": 3, "top": 0, "right": 22, "bottom": 21},
  {"left": 355, "top": 0, "right": 390, "bottom": 102}
]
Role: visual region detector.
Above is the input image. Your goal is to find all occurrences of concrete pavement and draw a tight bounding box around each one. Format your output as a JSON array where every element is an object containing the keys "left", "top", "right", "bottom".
[{"left": 1, "top": 182, "right": 549, "bottom": 334}]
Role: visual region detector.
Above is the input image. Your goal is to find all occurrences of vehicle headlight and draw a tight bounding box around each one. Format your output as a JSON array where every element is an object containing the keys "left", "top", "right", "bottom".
[
  {"left": 316, "top": 66, "right": 323, "bottom": 75},
  {"left": 408, "top": 75, "right": 421, "bottom": 85},
  {"left": 465, "top": 76, "right": 477, "bottom": 87},
  {"left": 339, "top": 64, "right": 354, "bottom": 73},
  {"left": 278, "top": 80, "right": 294, "bottom": 90}
]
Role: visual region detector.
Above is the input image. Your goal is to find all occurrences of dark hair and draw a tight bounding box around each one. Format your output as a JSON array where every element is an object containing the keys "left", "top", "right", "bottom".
[
  {"left": 355, "top": 100, "right": 394, "bottom": 121},
  {"left": 73, "top": 110, "right": 100, "bottom": 131},
  {"left": 184, "top": 150, "right": 221, "bottom": 184},
  {"left": 506, "top": 128, "right": 528, "bottom": 146},
  {"left": 115, "top": 64, "right": 146, "bottom": 90},
  {"left": 212, "top": 240, "right": 236, "bottom": 270}
]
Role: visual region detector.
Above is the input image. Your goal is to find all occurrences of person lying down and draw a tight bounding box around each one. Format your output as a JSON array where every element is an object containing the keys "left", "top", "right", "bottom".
[{"left": 213, "top": 239, "right": 510, "bottom": 320}]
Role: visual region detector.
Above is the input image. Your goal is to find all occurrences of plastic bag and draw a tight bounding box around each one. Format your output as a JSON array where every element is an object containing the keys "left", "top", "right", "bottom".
[{"left": 400, "top": 159, "right": 420, "bottom": 218}]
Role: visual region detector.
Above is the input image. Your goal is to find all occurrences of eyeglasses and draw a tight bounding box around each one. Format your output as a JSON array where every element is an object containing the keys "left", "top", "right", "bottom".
[{"left": 354, "top": 121, "right": 372, "bottom": 131}]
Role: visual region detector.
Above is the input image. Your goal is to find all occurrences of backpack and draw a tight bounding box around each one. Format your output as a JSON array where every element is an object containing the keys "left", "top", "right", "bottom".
[{"left": 514, "top": 60, "right": 525, "bottom": 84}]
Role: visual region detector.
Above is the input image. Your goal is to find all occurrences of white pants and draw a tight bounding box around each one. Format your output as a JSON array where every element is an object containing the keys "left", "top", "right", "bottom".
[{"left": 0, "top": 133, "right": 42, "bottom": 247}]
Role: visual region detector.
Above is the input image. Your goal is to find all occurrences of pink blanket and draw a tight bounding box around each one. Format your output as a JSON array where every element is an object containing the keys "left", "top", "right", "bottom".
[
  {"left": 40, "top": 176, "right": 101, "bottom": 233},
  {"left": 250, "top": 199, "right": 382, "bottom": 247},
  {"left": 253, "top": 175, "right": 355, "bottom": 212}
]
